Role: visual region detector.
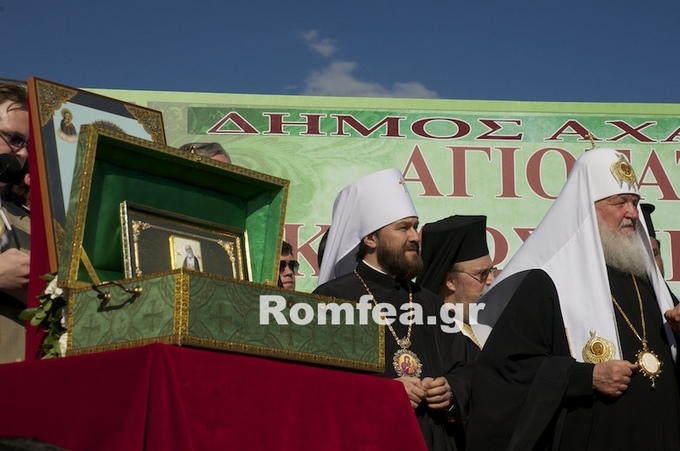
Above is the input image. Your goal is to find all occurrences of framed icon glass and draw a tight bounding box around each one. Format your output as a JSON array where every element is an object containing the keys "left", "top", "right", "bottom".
[{"left": 120, "top": 202, "right": 250, "bottom": 280}]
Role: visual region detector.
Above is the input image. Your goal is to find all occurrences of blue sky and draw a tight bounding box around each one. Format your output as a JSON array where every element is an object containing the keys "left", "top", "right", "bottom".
[{"left": 5, "top": 1, "right": 680, "bottom": 103}]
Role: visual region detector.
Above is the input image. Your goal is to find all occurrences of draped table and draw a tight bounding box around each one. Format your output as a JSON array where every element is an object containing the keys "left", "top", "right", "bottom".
[{"left": 0, "top": 344, "right": 427, "bottom": 450}]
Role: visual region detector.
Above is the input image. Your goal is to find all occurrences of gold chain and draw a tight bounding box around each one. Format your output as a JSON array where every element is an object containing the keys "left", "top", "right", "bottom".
[
  {"left": 354, "top": 270, "right": 413, "bottom": 348},
  {"left": 461, "top": 322, "right": 482, "bottom": 349},
  {"left": 610, "top": 273, "right": 647, "bottom": 346}
]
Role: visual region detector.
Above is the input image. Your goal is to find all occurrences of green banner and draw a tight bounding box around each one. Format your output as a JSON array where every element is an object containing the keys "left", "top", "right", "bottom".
[{"left": 92, "top": 89, "right": 680, "bottom": 293}]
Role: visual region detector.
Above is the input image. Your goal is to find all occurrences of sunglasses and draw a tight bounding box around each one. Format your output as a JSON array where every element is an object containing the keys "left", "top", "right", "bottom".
[
  {"left": 279, "top": 260, "right": 300, "bottom": 273},
  {"left": 0, "top": 131, "right": 28, "bottom": 153}
]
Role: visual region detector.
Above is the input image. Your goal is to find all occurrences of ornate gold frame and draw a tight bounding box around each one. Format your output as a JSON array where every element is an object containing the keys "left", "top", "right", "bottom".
[
  {"left": 28, "top": 77, "right": 166, "bottom": 271},
  {"left": 121, "top": 202, "right": 251, "bottom": 281}
]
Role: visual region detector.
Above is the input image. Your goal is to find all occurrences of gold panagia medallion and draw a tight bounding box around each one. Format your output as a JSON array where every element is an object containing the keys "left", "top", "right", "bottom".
[
  {"left": 393, "top": 348, "right": 422, "bottom": 378},
  {"left": 610, "top": 154, "right": 637, "bottom": 190},
  {"left": 637, "top": 345, "right": 663, "bottom": 388},
  {"left": 582, "top": 331, "right": 616, "bottom": 363}
]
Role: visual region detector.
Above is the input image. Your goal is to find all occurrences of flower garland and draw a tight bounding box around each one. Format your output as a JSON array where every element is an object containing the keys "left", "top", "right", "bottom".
[{"left": 19, "top": 274, "right": 68, "bottom": 358}]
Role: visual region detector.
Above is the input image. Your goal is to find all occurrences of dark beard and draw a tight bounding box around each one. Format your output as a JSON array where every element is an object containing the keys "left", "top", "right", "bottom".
[{"left": 377, "top": 242, "right": 423, "bottom": 280}]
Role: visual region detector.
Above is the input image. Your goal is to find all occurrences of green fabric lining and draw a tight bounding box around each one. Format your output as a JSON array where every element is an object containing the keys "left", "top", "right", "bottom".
[{"left": 68, "top": 131, "right": 286, "bottom": 285}]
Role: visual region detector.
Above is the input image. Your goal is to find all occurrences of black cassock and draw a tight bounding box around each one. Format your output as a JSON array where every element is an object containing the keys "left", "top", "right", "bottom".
[
  {"left": 466, "top": 268, "right": 680, "bottom": 451},
  {"left": 314, "top": 261, "right": 478, "bottom": 451}
]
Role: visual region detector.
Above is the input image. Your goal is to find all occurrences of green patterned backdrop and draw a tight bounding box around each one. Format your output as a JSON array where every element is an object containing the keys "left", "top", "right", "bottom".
[{"left": 91, "top": 89, "right": 680, "bottom": 294}]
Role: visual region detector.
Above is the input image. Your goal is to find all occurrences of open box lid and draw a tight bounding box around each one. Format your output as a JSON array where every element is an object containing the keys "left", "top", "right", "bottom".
[{"left": 58, "top": 124, "right": 289, "bottom": 288}]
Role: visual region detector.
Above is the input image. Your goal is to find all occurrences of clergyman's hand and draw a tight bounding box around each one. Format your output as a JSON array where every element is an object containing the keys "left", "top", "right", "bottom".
[
  {"left": 592, "top": 360, "right": 637, "bottom": 397},
  {"left": 395, "top": 376, "right": 425, "bottom": 409},
  {"left": 422, "top": 376, "right": 452, "bottom": 410}
]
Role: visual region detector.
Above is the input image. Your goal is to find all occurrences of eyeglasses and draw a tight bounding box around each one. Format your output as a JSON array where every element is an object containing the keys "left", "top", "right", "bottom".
[
  {"left": 279, "top": 260, "right": 300, "bottom": 273},
  {"left": 453, "top": 266, "right": 498, "bottom": 283},
  {"left": 0, "top": 131, "right": 28, "bottom": 153}
]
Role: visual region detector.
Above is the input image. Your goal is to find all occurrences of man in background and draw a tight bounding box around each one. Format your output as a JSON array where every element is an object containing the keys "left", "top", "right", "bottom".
[
  {"left": 641, "top": 203, "right": 665, "bottom": 276},
  {"left": 179, "top": 142, "right": 231, "bottom": 164},
  {"left": 417, "top": 215, "right": 496, "bottom": 349},
  {"left": 278, "top": 241, "right": 298, "bottom": 291},
  {"left": 0, "top": 82, "right": 31, "bottom": 363}
]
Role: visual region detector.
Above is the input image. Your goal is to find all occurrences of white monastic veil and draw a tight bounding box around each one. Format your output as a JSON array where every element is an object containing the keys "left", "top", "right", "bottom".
[
  {"left": 317, "top": 168, "right": 418, "bottom": 285},
  {"left": 473, "top": 148, "right": 677, "bottom": 362}
]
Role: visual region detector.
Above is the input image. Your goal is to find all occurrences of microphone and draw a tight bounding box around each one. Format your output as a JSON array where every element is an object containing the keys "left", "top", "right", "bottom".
[{"left": 0, "top": 154, "right": 23, "bottom": 184}]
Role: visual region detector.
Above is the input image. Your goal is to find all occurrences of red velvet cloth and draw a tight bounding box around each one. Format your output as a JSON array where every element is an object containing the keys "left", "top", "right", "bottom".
[{"left": 0, "top": 344, "right": 427, "bottom": 450}]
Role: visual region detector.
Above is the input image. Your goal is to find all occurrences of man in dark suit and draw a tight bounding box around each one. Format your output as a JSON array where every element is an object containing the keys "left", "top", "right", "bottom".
[{"left": 0, "top": 82, "right": 31, "bottom": 363}]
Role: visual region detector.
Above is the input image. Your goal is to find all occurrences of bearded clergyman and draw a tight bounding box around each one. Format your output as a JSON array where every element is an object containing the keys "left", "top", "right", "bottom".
[
  {"left": 466, "top": 148, "right": 680, "bottom": 450},
  {"left": 314, "top": 168, "right": 477, "bottom": 451},
  {"left": 182, "top": 244, "right": 200, "bottom": 271}
]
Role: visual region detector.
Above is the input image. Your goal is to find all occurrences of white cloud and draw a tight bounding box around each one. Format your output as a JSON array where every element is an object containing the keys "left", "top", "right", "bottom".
[
  {"left": 299, "top": 31, "right": 437, "bottom": 98},
  {"left": 302, "top": 61, "right": 438, "bottom": 98},
  {"left": 302, "top": 30, "right": 337, "bottom": 58}
]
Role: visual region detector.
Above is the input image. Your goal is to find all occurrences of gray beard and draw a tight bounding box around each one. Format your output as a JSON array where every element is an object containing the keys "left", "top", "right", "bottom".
[{"left": 598, "top": 219, "right": 648, "bottom": 277}]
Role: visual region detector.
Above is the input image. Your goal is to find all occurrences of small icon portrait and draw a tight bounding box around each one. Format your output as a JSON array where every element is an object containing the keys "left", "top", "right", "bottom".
[
  {"left": 182, "top": 243, "right": 201, "bottom": 271},
  {"left": 172, "top": 237, "right": 202, "bottom": 272},
  {"left": 398, "top": 353, "right": 417, "bottom": 376},
  {"left": 56, "top": 108, "right": 78, "bottom": 143}
]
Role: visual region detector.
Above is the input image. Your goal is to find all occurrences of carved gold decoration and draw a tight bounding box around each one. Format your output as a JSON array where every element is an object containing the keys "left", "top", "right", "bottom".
[
  {"left": 582, "top": 331, "right": 616, "bottom": 363},
  {"left": 174, "top": 272, "right": 190, "bottom": 340},
  {"left": 637, "top": 346, "right": 663, "bottom": 388},
  {"left": 132, "top": 220, "right": 153, "bottom": 276},
  {"left": 610, "top": 153, "right": 637, "bottom": 190},
  {"left": 36, "top": 79, "right": 78, "bottom": 126},
  {"left": 125, "top": 105, "right": 166, "bottom": 144},
  {"left": 217, "top": 240, "right": 237, "bottom": 277}
]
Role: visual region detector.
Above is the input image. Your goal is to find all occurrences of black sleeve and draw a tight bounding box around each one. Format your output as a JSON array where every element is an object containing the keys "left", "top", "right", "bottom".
[{"left": 467, "top": 269, "right": 587, "bottom": 451}]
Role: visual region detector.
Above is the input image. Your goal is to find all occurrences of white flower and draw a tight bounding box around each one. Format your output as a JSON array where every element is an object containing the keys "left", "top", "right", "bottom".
[
  {"left": 44, "top": 276, "right": 64, "bottom": 299},
  {"left": 58, "top": 332, "right": 68, "bottom": 357}
]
